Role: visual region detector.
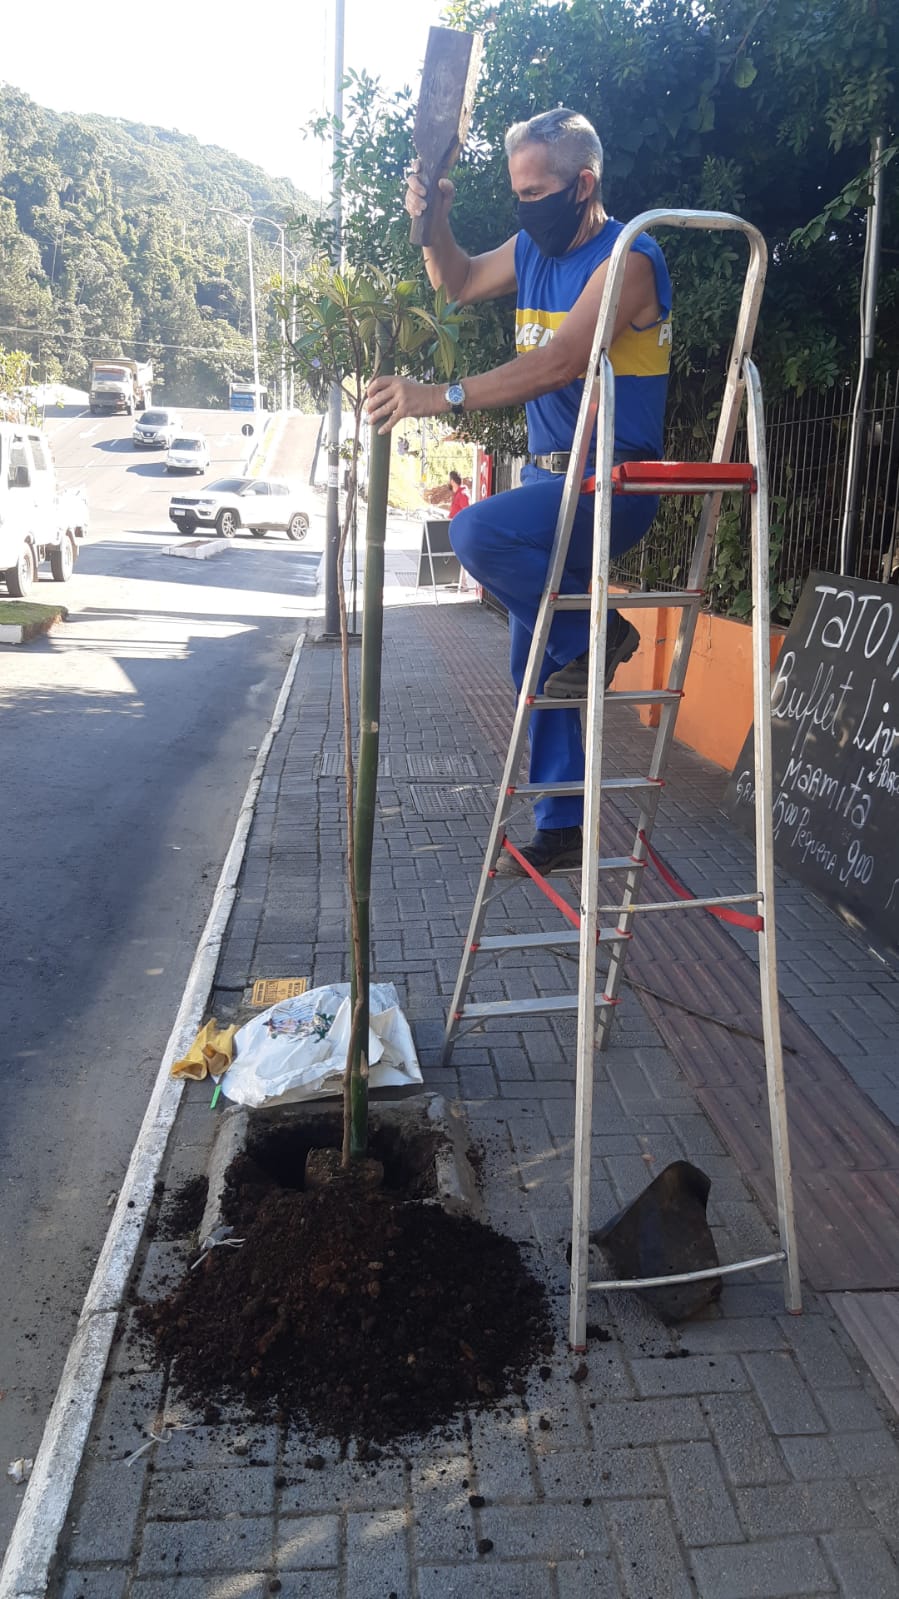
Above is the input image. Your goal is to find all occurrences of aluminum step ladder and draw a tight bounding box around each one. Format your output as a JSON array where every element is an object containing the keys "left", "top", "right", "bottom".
[{"left": 441, "top": 209, "right": 802, "bottom": 1349}]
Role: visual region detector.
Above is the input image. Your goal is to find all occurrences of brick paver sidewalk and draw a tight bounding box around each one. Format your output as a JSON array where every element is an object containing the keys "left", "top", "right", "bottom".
[{"left": 50, "top": 565, "right": 899, "bottom": 1599}]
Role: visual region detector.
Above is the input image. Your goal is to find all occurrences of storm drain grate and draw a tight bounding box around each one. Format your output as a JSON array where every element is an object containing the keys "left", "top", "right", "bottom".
[
  {"left": 315, "top": 753, "right": 392, "bottom": 778},
  {"left": 316, "top": 753, "right": 486, "bottom": 780},
  {"left": 407, "top": 784, "right": 494, "bottom": 818},
  {"left": 405, "top": 753, "right": 482, "bottom": 779}
]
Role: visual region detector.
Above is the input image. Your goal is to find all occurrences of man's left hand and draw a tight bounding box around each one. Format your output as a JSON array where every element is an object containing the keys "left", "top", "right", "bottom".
[{"left": 366, "top": 375, "right": 436, "bottom": 435}]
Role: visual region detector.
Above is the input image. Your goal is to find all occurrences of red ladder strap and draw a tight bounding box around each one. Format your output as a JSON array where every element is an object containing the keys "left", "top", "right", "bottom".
[
  {"left": 637, "top": 830, "right": 764, "bottom": 931},
  {"left": 492, "top": 840, "right": 625, "bottom": 989},
  {"left": 496, "top": 839, "right": 582, "bottom": 928},
  {"left": 612, "top": 461, "right": 757, "bottom": 494}
]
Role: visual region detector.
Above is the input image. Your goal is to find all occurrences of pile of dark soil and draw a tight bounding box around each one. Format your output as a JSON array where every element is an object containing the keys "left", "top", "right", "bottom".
[{"left": 140, "top": 1160, "right": 551, "bottom": 1446}]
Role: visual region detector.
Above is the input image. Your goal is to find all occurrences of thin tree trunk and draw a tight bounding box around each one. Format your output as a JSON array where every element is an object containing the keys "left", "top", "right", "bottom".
[
  {"left": 337, "top": 433, "right": 367, "bottom": 1169},
  {"left": 347, "top": 357, "right": 392, "bottom": 1160}
]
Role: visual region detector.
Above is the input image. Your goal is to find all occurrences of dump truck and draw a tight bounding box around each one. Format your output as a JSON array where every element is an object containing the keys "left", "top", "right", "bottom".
[{"left": 88, "top": 358, "right": 153, "bottom": 416}]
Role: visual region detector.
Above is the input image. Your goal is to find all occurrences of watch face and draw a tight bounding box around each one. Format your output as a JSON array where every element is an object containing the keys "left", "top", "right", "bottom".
[{"left": 447, "top": 384, "right": 465, "bottom": 407}]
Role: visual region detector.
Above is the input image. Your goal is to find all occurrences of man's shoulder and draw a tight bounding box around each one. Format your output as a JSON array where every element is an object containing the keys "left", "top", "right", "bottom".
[
  {"left": 550, "top": 219, "right": 626, "bottom": 278},
  {"left": 577, "top": 217, "right": 624, "bottom": 262}
]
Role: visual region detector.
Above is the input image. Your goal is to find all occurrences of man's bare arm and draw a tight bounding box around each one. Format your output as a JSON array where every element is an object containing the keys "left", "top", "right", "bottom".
[
  {"left": 407, "top": 163, "right": 517, "bottom": 304},
  {"left": 367, "top": 248, "right": 661, "bottom": 430}
]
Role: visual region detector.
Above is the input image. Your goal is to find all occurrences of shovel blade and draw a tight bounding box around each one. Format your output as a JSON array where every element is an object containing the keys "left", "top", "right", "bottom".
[{"left": 592, "top": 1160, "right": 721, "bottom": 1323}]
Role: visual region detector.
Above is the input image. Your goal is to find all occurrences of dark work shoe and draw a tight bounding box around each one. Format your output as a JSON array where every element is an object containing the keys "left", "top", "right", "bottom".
[
  {"left": 496, "top": 825, "right": 583, "bottom": 877},
  {"left": 543, "top": 619, "right": 641, "bottom": 699}
]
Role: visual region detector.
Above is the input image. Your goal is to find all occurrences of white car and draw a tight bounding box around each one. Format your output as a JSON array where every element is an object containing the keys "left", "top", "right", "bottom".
[
  {"left": 166, "top": 435, "right": 210, "bottom": 474},
  {"left": 168, "top": 477, "right": 310, "bottom": 540},
  {"left": 133, "top": 408, "right": 182, "bottom": 449}
]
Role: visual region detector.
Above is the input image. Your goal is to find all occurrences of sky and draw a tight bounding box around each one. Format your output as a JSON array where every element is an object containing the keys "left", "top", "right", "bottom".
[{"left": 2, "top": 0, "right": 448, "bottom": 200}]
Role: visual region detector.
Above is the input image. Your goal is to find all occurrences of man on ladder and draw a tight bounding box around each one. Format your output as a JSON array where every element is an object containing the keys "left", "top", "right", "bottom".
[{"left": 367, "top": 106, "right": 673, "bottom": 877}]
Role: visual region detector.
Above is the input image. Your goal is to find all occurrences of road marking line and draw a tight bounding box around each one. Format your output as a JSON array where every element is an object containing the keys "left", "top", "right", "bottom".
[{"left": 0, "top": 632, "right": 306, "bottom": 1599}]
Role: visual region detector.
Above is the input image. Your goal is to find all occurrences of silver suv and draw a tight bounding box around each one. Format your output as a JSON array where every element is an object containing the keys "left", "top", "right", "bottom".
[
  {"left": 168, "top": 477, "right": 310, "bottom": 540},
  {"left": 133, "top": 408, "right": 182, "bottom": 449}
]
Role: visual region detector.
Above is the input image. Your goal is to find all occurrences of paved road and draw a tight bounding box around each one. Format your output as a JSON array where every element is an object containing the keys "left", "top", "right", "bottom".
[{"left": 0, "top": 407, "right": 322, "bottom": 1551}]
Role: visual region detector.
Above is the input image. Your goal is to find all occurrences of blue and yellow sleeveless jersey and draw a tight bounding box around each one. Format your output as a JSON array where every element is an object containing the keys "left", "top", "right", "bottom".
[{"left": 514, "top": 218, "right": 673, "bottom": 459}]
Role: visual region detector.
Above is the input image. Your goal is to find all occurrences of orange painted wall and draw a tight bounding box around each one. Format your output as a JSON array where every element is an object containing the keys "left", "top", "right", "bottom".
[{"left": 611, "top": 596, "right": 786, "bottom": 771}]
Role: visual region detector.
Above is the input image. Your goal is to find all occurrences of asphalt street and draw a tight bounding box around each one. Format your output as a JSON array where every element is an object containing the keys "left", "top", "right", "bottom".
[{"left": 0, "top": 405, "right": 321, "bottom": 1550}]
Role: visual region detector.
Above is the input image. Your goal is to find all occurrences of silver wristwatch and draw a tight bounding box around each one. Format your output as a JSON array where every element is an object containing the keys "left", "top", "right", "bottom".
[{"left": 445, "top": 382, "right": 466, "bottom": 416}]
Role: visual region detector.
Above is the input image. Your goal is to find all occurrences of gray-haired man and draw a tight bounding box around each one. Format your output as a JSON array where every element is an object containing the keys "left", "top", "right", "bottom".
[{"left": 367, "top": 109, "right": 672, "bottom": 876}]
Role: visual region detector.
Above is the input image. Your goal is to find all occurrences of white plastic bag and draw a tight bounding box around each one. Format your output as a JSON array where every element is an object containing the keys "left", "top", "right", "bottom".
[{"left": 219, "top": 982, "right": 422, "bottom": 1108}]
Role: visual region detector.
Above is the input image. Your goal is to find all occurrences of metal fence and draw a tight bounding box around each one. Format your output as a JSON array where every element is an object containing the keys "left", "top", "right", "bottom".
[{"left": 610, "top": 370, "right": 899, "bottom": 614}]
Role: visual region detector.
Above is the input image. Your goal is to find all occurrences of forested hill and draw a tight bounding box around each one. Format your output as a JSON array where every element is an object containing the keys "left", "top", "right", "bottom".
[{"left": 0, "top": 84, "right": 316, "bottom": 404}]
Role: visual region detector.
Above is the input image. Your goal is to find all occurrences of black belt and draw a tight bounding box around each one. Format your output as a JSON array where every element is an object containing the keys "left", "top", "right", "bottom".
[{"left": 529, "top": 450, "right": 644, "bottom": 473}]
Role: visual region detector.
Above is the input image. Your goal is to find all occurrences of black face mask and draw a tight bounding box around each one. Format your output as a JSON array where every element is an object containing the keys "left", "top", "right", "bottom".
[{"left": 517, "top": 177, "right": 589, "bottom": 257}]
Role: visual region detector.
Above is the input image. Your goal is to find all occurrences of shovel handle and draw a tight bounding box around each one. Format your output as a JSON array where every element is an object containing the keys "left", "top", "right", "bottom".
[{"left": 409, "top": 208, "right": 433, "bottom": 249}]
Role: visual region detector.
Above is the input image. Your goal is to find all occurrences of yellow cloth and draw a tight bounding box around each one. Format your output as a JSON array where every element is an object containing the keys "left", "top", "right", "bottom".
[{"left": 171, "top": 1020, "right": 237, "bottom": 1081}]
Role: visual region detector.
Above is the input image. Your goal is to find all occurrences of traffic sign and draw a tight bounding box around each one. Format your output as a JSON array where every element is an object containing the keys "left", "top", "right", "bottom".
[{"left": 241, "top": 422, "right": 255, "bottom": 437}]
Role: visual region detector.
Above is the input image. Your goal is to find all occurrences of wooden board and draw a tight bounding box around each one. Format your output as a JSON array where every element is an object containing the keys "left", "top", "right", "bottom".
[{"left": 411, "top": 27, "right": 483, "bottom": 246}]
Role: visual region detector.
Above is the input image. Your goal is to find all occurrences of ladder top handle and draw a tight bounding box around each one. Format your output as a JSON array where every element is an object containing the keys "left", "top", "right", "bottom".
[
  {"left": 595, "top": 208, "right": 768, "bottom": 373},
  {"left": 621, "top": 207, "right": 767, "bottom": 256},
  {"left": 604, "top": 207, "right": 768, "bottom": 290},
  {"left": 602, "top": 209, "right": 768, "bottom": 315}
]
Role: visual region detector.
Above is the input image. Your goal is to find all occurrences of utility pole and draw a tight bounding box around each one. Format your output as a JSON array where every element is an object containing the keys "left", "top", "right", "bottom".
[{"left": 324, "top": 0, "right": 346, "bottom": 637}]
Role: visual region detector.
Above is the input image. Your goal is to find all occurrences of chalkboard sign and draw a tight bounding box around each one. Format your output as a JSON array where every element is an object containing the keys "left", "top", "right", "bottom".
[
  {"left": 727, "top": 571, "right": 899, "bottom": 952},
  {"left": 417, "top": 518, "right": 462, "bottom": 591}
]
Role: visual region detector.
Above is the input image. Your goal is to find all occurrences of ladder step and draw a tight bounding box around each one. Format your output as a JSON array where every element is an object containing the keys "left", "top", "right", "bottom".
[
  {"left": 457, "top": 994, "right": 618, "bottom": 1020},
  {"left": 610, "top": 689, "right": 682, "bottom": 706},
  {"left": 551, "top": 589, "right": 703, "bottom": 611},
  {"left": 612, "top": 460, "right": 757, "bottom": 495},
  {"left": 511, "top": 777, "right": 663, "bottom": 797},
  {"left": 476, "top": 927, "right": 631, "bottom": 952},
  {"left": 530, "top": 690, "right": 682, "bottom": 709}
]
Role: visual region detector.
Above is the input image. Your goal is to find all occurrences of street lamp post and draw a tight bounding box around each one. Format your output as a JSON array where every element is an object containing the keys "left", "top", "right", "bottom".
[
  {"left": 255, "top": 216, "right": 291, "bottom": 413},
  {"left": 287, "top": 247, "right": 303, "bottom": 411},
  {"left": 246, "top": 220, "right": 261, "bottom": 404},
  {"left": 210, "top": 206, "right": 261, "bottom": 404}
]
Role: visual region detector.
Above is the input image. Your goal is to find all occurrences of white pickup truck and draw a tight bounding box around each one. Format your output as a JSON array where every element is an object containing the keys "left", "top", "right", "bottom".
[{"left": 0, "top": 423, "right": 89, "bottom": 597}]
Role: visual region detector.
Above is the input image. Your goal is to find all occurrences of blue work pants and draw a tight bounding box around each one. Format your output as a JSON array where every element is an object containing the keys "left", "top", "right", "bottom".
[{"left": 450, "top": 466, "right": 658, "bottom": 829}]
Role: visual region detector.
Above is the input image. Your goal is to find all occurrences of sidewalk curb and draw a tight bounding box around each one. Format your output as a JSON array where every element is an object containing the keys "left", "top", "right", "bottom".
[{"left": 0, "top": 633, "right": 307, "bottom": 1599}]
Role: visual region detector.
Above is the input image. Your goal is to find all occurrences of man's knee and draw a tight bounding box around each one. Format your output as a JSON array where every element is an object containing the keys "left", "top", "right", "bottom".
[{"left": 449, "top": 501, "right": 487, "bottom": 573}]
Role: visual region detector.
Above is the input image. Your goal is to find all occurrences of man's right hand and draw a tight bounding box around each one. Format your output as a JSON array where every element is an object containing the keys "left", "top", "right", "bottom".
[{"left": 405, "top": 158, "right": 455, "bottom": 234}]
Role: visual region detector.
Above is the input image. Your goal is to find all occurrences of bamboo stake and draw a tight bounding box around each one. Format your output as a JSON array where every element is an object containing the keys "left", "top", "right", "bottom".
[{"left": 346, "top": 342, "right": 393, "bottom": 1160}]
